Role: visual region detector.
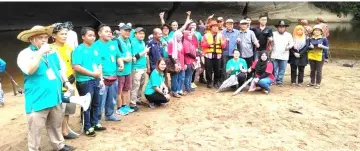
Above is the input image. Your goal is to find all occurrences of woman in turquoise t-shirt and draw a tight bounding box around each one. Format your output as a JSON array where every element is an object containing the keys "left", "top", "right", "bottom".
[
  {"left": 225, "top": 50, "right": 248, "bottom": 89},
  {"left": 144, "top": 58, "right": 170, "bottom": 108}
]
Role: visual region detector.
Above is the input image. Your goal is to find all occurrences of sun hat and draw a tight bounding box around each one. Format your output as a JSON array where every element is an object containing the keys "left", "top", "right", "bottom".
[
  {"left": 17, "top": 25, "right": 54, "bottom": 42},
  {"left": 312, "top": 25, "right": 323, "bottom": 33}
]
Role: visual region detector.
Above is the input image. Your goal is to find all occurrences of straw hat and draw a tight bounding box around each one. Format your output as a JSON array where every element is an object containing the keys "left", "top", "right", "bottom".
[{"left": 17, "top": 25, "right": 53, "bottom": 42}]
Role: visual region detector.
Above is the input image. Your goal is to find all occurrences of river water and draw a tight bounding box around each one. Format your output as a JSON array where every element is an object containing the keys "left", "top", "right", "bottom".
[{"left": 0, "top": 22, "right": 359, "bottom": 92}]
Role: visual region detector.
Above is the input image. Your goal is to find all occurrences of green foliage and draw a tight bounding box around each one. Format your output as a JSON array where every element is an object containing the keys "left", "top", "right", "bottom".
[{"left": 312, "top": 2, "right": 360, "bottom": 21}]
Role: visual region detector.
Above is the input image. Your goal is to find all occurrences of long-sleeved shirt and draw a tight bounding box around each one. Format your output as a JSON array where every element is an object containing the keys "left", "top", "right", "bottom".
[
  {"left": 221, "top": 28, "right": 240, "bottom": 56},
  {"left": 271, "top": 31, "right": 294, "bottom": 61}
]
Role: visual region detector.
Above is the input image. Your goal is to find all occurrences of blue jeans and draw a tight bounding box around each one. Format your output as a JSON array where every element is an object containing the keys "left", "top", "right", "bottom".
[
  {"left": 272, "top": 59, "right": 288, "bottom": 84},
  {"left": 99, "top": 80, "right": 117, "bottom": 121},
  {"left": 76, "top": 79, "right": 100, "bottom": 131},
  {"left": 184, "top": 64, "right": 194, "bottom": 91},
  {"left": 170, "top": 70, "right": 185, "bottom": 93},
  {"left": 257, "top": 77, "right": 272, "bottom": 91}
]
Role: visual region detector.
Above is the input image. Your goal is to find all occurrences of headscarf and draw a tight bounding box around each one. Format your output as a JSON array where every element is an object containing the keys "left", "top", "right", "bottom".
[
  {"left": 182, "top": 31, "right": 198, "bottom": 55},
  {"left": 169, "top": 30, "right": 183, "bottom": 60},
  {"left": 255, "top": 52, "right": 269, "bottom": 75},
  {"left": 293, "top": 25, "right": 306, "bottom": 51}
]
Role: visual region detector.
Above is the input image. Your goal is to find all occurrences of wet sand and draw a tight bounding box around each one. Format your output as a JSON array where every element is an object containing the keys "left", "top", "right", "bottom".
[{"left": 0, "top": 61, "right": 359, "bottom": 151}]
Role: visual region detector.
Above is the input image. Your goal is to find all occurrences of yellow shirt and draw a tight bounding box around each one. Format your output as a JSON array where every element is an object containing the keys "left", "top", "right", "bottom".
[
  {"left": 308, "top": 35, "right": 323, "bottom": 61},
  {"left": 52, "top": 43, "right": 74, "bottom": 77}
]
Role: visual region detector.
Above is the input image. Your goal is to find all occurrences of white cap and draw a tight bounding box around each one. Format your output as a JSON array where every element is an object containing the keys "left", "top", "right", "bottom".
[
  {"left": 117, "top": 22, "right": 125, "bottom": 27},
  {"left": 240, "top": 20, "right": 248, "bottom": 24},
  {"left": 126, "top": 23, "right": 132, "bottom": 28},
  {"left": 225, "top": 19, "right": 234, "bottom": 23}
]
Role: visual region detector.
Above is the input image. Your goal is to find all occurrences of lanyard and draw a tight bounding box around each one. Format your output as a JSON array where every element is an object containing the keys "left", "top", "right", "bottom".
[{"left": 41, "top": 55, "right": 50, "bottom": 68}]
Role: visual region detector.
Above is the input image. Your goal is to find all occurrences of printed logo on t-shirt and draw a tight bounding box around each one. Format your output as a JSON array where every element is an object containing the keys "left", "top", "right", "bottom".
[{"left": 110, "top": 45, "right": 115, "bottom": 51}]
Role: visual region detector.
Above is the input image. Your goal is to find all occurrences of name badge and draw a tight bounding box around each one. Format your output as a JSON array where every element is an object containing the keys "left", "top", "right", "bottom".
[
  {"left": 46, "top": 68, "right": 56, "bottom": 80},
  {"left": 111, "top": 55, "right": 115, "bottom": 62}
]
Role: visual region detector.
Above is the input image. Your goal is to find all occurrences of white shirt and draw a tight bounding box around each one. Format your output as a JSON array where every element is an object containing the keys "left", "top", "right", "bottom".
[
  {"left": 271, "top": 31, "right": 294, "bottom": 60},
  {"left": 65, "top": 30, "right": 78, "bottom": 50},
  {"left": 17, "top": 47, "right": 67, "bottom": 75}
]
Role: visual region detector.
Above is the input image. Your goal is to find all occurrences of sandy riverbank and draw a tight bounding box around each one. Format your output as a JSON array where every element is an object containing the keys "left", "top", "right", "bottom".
[{"left": 0, "top": 60, "right": 359, "bottom": 151}]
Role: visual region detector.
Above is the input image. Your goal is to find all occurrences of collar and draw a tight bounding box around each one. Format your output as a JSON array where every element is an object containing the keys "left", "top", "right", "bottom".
[
  {"left": 240, "top": 29, "right": 248, "bottom": 33},
  {"left": 29, "top": 44, "right": 38, "bottom": 51},
  {"left": 225, "top": 28, "right": 234, "bottom": 32},
  {"left": 312, "top": 35, "right": 323, "bottom": 39}
]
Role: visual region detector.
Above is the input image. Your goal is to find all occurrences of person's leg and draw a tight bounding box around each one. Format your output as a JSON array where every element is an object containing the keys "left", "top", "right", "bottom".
[
  {"left": 257, "top": 78, "right": 272, "bottom": 92},
  {"left": 76, "top": 81, "right": 93, "bottom": 133},
  {"left": 205, "top": 58, "right": 213, "bottom": 87},
  {"left": 117, "top": 77, "right": 129, "bottom": 115},
  {"left": 99, "top": 85, "right": 109, "bottom": 121},
  {"left": 272, "top": 59, "right": 280, "bottom": 83},
  {"left": 146, "top": 92, "right": 169, "bottom": 105},
  {"left": 277, "top": 60, "right": 288, "bottom": 84},
  {"left": 27, "top": 108, "right": 49, "bottom": 151},
  {"left": 46, "top": 104, "right": 67, "bottom": 151},
  {"left": 316, "top": 60, "right": 324, "bottom": 85},
  {"left": 184, "top": 65, "right": 193, "bottom": 92},
  {"left": 290, "top": 64, "right": 297, "bottom": 84},
  {"left": 244, "top": 57, "right": 253, "bottom": 80},
  {"left": 90, "top": 80, "right": 102, "bottom": 128},
  {"left": 213, "top": 57, "right": 222, "bottom": 88},
  {"left": 309, "top": 60, "right": 316, "bottom": 85},
  {"left": 170, "top": 73, "right": 179, "bottom": 93},
  {"left": 192, "top": 68, "right": 196, "bottom": 83},
  {"left": 138, "top": 71, "right": 147, "bottom": 103},
  {"left": 298, "top": 66, "right": 305, "bottom": 84},
  {"left": 237, "top": 73, "right": 247, "bottom": 86},
  {"left": 122, "top": 75, "right": 133, "bottom": 112},
  {"left": 221, "top": 55, "right": 228, "bottom": 82},
  {"left": 178, "top": 70, "right": 185, "bottom": 94},
  {"left": 104, "top": 82, "right": 118, "bottom": 119},
  {"left": 130, "top": 70, "right": 142, "bottom": 107}
]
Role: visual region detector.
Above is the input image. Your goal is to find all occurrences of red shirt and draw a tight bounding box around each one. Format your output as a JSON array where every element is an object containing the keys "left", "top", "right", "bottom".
[
  {"left": 251, "top": 60, "right": 275, "bottom": 82},
  {"left": 168, "top": 42, "right": 185, "bottom": 70}
]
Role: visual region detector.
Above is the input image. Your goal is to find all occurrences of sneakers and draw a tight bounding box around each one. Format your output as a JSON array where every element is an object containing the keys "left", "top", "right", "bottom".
[
  {"left": 85, "top": 127, "right": 96, "bottom": 137},
  {"left": 94, "top": 124, "right": 106, "bottom": 131},
  {"left": 124, "top": 105, "right": 135, "bottom": 113},
  {"left": 130, "top": 106, "right": 139, "bottom": 112},
  {"left": 191, "top": 83, "right": 197, "bottom": 88},
  {"left": 105, "top": 115, "right": 121, "bottom": 121},
  {"left": 116, "top": 107, "right": 129, "bottom": 116},
  {"left": 59, "top": 145, "right": 75, "bottom": 151}
]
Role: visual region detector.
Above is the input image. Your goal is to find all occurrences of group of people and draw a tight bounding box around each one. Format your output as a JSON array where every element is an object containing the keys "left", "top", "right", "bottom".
[{"left": 15, "top": 10, "right": 329, "bottom": 151}]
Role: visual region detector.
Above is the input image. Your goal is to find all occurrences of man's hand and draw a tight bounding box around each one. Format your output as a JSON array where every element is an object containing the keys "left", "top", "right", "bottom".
[
  {"left": 268, "top": 37, "right": 273, "bottom": 42},
  {"left": 186, "top": 11, "right": 191, "bottom": 16},
  {"left": 208, "top": 14, "right": 214, "bottom": 19},
  {"left": 294, "top": 52, "right": 300, "bottom": 58},
  {"left": 65, "top": 82, "right": 75, "bottom": 94},
  {"left": 247, "top": 68, "right": 252, "bottom": 73},
  {"left": 225, "top": 38, "right": 230, "bottom": 43},
  {"left": 92, "top": 71, "right": 101, "bottom": 79},
  {"left": 39, "top": 44, "right": 52, "bottom": 54},
  {"left": 132, "top": 57, "right": 137, "bottom": 62},
  {"left": 309, "top": 44, "right": 314, "bottom": 49},
  {"left": 236, "top": 38, "right": 241, "bottom": 43},
  {"left": 159, "top": 12, "right": 165, "bottom": 19},
  {"left": 118, "top": 65, "right": 124, "bottom": 72},
  {"left": 165, "top": 94, "right": 171, "bottom": 100},
  {"left": 162, "top": 41, "right": 167, "bottom": 46},
  {"left": 99, "top": 79, "right": 105, "bottom": 88}
]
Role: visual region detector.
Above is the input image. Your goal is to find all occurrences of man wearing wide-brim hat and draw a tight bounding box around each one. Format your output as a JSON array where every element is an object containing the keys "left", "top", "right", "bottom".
[
  {"left": 271, "top": 20, "right": 294, "bottom": 86},
  {"left": 201, "top": 20, "right": 227, "bottom": 88},
  {"left": 17, "top": 25, "right": 75, "bottom": 151}
]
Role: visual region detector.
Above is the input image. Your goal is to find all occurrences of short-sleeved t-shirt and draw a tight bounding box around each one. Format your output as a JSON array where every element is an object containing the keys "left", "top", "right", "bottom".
[
  {"left": 144, "top": 69, "right": 164, "bottom": 95},
  {"left": 251, "top": 26, "right": 273, "bottom": 51},
  {"left": 226, "top": 58, "right": 248, "bottom": 76},
  {"left": 130, "top": 38, "right": 147, "bottom": 70},
  {"left": 52, "top": 44, "right": 74, "bottom": 77},
  {"left": 72, "top": 43, "right": 101, "bottom": 82},
  {"left": 251, "top": 60, "right": 275, "bottom": 81},
  {"left": 160, "top": 35, "right": 171, "bottom": 59},
  {"left": 93, "top": 39, "right": 121, "bottom": 77},
  {"left": 116, "top": 36, "right": 133, "bottom": 76}
]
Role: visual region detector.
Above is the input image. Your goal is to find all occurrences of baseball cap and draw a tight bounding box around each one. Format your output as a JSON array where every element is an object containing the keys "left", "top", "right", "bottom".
[
  {"left": 117, "top": 22, "right": 125, "bottom": 27},
  {"left": 217, "top": 17, "right": 224, "bottom": 21},
  {"left": 226, "top": 19, "right": 234, "bottom": 23},
  {"left": 135, "top": 27, "right": 146, "bottom": 33},
  {"left": 120, "top": 25, "right": 132, "bottom": 30},
  {"left": 240, "top": 20, "right": 248, "bottom": 24}
]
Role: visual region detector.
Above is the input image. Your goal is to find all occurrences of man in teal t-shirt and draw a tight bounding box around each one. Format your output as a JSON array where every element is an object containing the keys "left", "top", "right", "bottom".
[
  {"left": 225, "top": 50, "right": 248, "bottom": 89},
  {"left": 129, "top": 27, "right": 150, "bottom": 111},
  {"left": 93, "top": 25, "right": 122, "bottom": 123},
  {"left": 115, "top": 25, "right": 135, "bottom": 115}
]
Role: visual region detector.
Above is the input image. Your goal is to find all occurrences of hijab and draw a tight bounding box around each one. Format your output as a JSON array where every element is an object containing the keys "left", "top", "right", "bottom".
[
  {"left": 169, "top": 30, "right": 183, "bottom": 60},
  {"left": 255, "top": 52, "right": 269, "bottom": 74},
  {"left": 293, "top": 25, "right": 306, "bottom": 51},
  {"left": 182, "top": 31, "right": 198, "bottom": 51}
]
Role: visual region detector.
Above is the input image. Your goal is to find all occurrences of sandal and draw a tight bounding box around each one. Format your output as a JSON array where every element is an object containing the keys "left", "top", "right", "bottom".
[
  {"left": 307, "top": 83, "right": 315, "bottom": 87},
  {"left": 85, "top": 127, "right": 96, "bottom": 137},
  {"left": 315, "top": 84, "right": 320, "bottom": 89}
]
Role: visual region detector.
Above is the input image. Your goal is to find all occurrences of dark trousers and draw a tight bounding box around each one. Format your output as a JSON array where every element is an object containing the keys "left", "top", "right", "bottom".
[
  {"left": 237, "top": 73, "right": 247, "bottom": 86},
  {"left": 191, "top": 68, "right": 205, "bottom": 83},
  {"left": 309, "top": 60, "right": 324, "bottom": 84},
  {"left": 205, "top": 57, "right": 221, "bottom": 84},
  {"left": 243, "top": 57, "right": 253, "bottom": 80},
  {"left": 221, "top": 55, "right": 233, "bottom": 82},
  {"left": 290, "top": 64, "right": 305, "bottom": 84},
  {"left": 145, "top": 92, "right": 169, "bottom": 105},
  {"left": 76, "top": 79, "right": 100, "bottom": 131}
]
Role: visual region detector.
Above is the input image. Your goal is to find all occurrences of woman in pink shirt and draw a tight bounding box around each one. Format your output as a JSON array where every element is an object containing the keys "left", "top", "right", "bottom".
[
  {"left": 183, "top": 31, "right": 198, "bottom": 93},
  {"left": 168, "top": 31, "right": 185, "bottom": 97}
]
